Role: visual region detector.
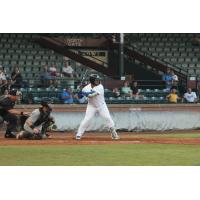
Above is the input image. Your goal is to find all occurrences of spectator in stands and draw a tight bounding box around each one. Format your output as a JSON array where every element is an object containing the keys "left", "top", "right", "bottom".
[
  {"left": 183, "top": 88, "right": 197, "bottom": 103},
  {"left": 61, "top": 87, "right": 74, "bottom": 104},
  {"left": 131, "top": 81, "right": 144, "bottom": 100},
  {"left": 163, "top": 68, "right": 173, "bottom": 91},
  {"left": 171, "top": 70, "right": 178, "bottom": 88},
  {"left": 0, "top": 66, "right": 7, "bottom": 80},
  {"left": 62, "top": 61, "right": 76, "bottom": 78},
  {"left": 112, "top": 87, "right": 121, "bottom": 98},
  {"left": 11, "top": 66, "right": 23, "bottom": 89},
  {"left": 131, "top": 81, "right": 139, "bottom": 96},
  {"left": 62, "top": 62, "right": 73, "bottom": 77},
  {"left": 48, "top": 80, "right": 57, "bottom": 89},
  {"left": 74, "top": 85, "right": 87, "bottom": 104},
  {"left": 166, "top": 88, "right": 181, "bottom": 103},
  {"left": 40, "top": 65, "right": 51, "bottom": 87},
  {"left": 49, "top": 63, "right": 57, "bottom": 78},
  {"left": 121, "top": 81, "right": 132, "bottom": 97}
]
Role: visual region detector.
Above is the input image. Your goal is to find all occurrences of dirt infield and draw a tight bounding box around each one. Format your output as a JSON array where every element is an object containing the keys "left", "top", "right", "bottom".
[{"left": 0, "top": 131, "right": 200, "bottom": 146}]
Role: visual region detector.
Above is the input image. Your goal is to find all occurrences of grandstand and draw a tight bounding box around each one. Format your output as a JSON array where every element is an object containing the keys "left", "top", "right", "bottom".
[
  {"left": 126, "top": 33, "right": 200, "bottom": 76},
  {"left": 0, "top": 33, "right": 199, "bottom": 104}
]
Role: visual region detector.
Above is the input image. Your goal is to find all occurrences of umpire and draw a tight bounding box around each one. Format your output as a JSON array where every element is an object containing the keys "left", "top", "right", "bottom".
[
  {"left": 16, "top": 100, "right": 55, "bottom": 140},
  {"left": 0, "top": 90, "right": 21, "bottom": 138}
]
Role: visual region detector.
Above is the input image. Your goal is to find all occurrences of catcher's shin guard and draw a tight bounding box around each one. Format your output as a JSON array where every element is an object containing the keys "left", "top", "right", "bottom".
[{"left": 16, "top": 131, "right": 33, "bottom": 140}]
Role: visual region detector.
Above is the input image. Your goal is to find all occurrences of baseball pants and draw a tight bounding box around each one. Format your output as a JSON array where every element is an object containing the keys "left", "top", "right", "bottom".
[{"left": 76, "top": 103, "right": 115, "bottom": 137}]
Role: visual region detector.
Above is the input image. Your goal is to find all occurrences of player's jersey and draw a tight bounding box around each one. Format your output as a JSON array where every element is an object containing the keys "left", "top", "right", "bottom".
[
  {"left": 27, "top": 108, "right": 52, "bottom": 127},
  {"left": 82, "top": 83, "right": 105, "bottom": 108},
  {"left": 27, "top": 109, "right": 41, "bottom": 124}
]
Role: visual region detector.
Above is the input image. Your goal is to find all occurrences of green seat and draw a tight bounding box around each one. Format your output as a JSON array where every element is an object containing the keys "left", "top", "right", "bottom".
[
  {"left": 10, "top": 60, "right": 18, "bottom": 65},
  {"left": 18, "top": 60, "right": 25, "bottom": 66},
  {"left": 19, "top": 44, "right": 26, "bottom": 49},
  {"left": 26, "top": 61, "right": 32, "bottom": 66},
  {"left": 0, "top": 49, "right": 7, "bottom": 54},
  {"left": 33, "top": 61, "right": 40, "bottom": 66},
  {"left": 16, "top": 49, "right": 22, "bottom": 54},
  {"left": 50, "top": 97, "right": 60, "bottom": 104},
  {"left": 8, "top": 49, "right": 15, "bottom": 54},
  {"left": 12, "top": 44, "right": 18, "bottom": 49},
  {"left": 27, "top": 55, "right": 34, "bottom": 60},
  {"left": 33, "top": 97, "right": 41, "bottom": 104},
  {"left": 35, "top": 55, "right": 41, "bottom": 60},
  {"left": 12, "top": 54, "right": 19, "bottom": 60},
  {"left": 4, "top": 55, "right": 11, "bottom": 60}
]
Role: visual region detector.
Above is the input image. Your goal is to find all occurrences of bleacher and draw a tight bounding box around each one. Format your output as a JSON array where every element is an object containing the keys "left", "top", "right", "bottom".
[
  {"left": 0, "top": 33, "right": 196, "bottom": 104},
  {"left": 0, "top": 33, "right": 92, "bottom": 87},
  {"left": 126, "top": 33, "right": 200, "bottom": 77},
  {"left": 104, "top": 88, "right": 170, "bottom": 104}
]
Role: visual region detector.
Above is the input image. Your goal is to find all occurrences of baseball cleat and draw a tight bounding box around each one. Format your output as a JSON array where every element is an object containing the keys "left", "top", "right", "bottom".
[
  {"left": 5, "top": 132, "right": 16, "bottom": 138},
  {"left": 111, "top": 134, "right": 120, "bottom": 140},
  {"left": 16, "top": 131, "right": 24, "bottom": 140},
  {"left": 111, "top": 130, "right": 120, "bottom": 140},
  {"left": 43, "top": 133, "right": 51, "bottom": 139},
  {"left": 75, "top": 135, "right": 81, "bottom": 140},
  {"left": 110, "top": 127, "right": 120, "bottom": 140},
  {"left": 41, "top": 134, "right": 47, "bottom": 139}
]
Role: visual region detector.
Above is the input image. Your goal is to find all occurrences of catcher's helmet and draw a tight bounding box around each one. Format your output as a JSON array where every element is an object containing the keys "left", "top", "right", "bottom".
[
  {"left": 89, "top": 74, "right": 101, "bottom": 85},
  {"left": 41, "top": 98, "right": 51, "bottom": 108}
]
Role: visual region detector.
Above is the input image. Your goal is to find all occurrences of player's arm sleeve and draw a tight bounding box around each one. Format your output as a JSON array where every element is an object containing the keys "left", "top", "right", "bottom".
[
  {"left": 26, "top": 110, "right": 40, "bottom": 127},
  {"left": 88, "top": 86, "right": 103, "bottom": 98},
  {"left": 82, "top": 86, "right": 96, "bottom": 97},
  {"left": 88, "top": 85, "right": 104, "bottom": 98},
  {"left": 88, "top": 91, "right": 99, "bottom": 98}
]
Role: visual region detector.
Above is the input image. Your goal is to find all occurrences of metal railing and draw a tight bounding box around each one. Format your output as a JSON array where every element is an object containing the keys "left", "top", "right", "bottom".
[{"left": 127, "top": 43, "right": 188, "bottom": 76}]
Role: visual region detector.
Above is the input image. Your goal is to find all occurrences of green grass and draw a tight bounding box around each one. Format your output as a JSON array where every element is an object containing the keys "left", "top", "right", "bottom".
[{"left": 0, "top": 144, "right": 200, "bottom": 166}]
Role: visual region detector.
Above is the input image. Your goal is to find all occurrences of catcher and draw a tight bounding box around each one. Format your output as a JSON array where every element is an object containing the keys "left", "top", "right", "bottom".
[
  {"left": 16, "top": 100, "right": 56, "bottom": 140},
  {"left": 0, "top": 90, "right": 27, "bottom": 138}
]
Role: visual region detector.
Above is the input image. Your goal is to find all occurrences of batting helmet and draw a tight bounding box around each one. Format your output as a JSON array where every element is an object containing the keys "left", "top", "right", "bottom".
[{"left": 89, "top": 74, "right": 101, "bottom": 85}]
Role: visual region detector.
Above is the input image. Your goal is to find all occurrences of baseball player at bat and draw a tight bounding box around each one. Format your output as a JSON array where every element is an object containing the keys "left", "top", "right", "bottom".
[{"left": 75, "top": 74, "right": 120, "bottom": 140}]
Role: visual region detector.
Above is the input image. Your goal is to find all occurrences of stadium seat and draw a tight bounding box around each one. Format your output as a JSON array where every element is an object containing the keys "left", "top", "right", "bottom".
[{"left": 33, "top": 97, "right": 42, "bottom": 104}]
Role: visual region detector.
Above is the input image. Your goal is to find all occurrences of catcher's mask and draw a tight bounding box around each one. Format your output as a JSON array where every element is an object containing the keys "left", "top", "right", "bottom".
[{"left": 41, "top": 99, "right": 52, "bottom": 112}]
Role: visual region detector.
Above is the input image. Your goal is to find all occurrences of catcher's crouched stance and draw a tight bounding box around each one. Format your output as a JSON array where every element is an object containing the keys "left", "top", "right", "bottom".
[{"left": 16, "top": 101, "right": 56, "bottom": 140}]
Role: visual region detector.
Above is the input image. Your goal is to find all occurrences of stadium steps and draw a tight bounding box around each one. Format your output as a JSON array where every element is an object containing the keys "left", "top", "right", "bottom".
[{"left": 127, "top": 33, "right": 200, "bottom": 76}]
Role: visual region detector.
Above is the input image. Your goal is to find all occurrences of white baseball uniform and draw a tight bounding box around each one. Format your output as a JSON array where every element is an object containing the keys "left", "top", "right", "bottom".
[{"left": 76, "top": 83, "right": 115, "bottom": 137}]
